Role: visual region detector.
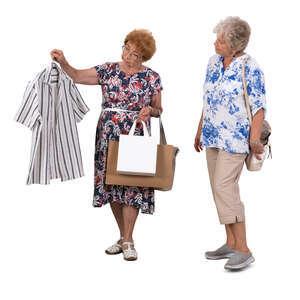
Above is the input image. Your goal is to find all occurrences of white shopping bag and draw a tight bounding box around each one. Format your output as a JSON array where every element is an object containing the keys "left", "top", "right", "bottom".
[{"left": 117, "top": 120, "right": 158, "bottom": 176}]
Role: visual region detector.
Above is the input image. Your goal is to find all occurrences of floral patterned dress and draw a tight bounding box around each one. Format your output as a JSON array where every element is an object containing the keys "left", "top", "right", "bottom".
[{"left": 93, "top": 62, "right": 163, "bottom": 214}]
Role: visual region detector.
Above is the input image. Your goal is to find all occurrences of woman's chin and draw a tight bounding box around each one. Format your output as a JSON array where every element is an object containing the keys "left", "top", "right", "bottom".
[{"left": 123, "top": 60, "right": 132, "bottom": 68}]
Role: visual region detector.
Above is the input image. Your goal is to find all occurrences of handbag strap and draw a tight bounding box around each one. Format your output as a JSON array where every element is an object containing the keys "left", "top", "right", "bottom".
[
  {"left": 241, "top": 57, "right": 253, "bottom": 126},
  {"left": 158, "top": 110, "right": 167, "bottom": 145}
]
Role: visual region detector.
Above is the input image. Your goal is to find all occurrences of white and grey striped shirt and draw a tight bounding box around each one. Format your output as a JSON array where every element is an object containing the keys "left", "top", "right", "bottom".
[{"left": 14, "top": 61, "right": 90, "bottom": 185}]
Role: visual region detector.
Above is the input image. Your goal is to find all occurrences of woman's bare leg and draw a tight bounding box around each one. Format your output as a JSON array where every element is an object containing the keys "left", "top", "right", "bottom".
[
  {"left": 225, "top": 224, "right": 235, "bottom": 248},
  {"left": 110, "top": 202, "right": 124, "bottom": 242},
  {"left": 229, "top": 221, "right": 250, "bottom": 254},
  {"left": 122, "top": 205, "right": 139, "bottom": 249}
]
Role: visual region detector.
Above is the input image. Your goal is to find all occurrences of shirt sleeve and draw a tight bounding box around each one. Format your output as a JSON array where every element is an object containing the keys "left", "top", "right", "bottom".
[
  {"left": 94, "top": 63, "right": 108, "bottom": 85},
  {"left": 245, "top": 61, "right": 267, "bottom": 118},
  {"left": 70, "top": 82, "right": 90, "bottom": 122},
  {"left": 13, "top": 80, "right": 41, "bottom": 130},
  {"left": 150, "top": 71, "right": 163, "bottom": 96}
]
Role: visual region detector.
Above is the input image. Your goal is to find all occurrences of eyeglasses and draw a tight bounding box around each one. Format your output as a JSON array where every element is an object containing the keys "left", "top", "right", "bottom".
[{"left": 122, "top": 45, "right": 141, "bottom": 61}]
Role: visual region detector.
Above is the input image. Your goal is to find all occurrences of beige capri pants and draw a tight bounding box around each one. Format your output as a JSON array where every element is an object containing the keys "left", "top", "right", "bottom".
[{"left": 205, "top": 147, "right": 247, "bottom": 224}]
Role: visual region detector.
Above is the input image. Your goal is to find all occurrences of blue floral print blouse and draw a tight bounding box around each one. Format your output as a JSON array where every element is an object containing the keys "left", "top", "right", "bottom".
[{"left": 200, "top": 54, "right": 267, "bottom": 154}]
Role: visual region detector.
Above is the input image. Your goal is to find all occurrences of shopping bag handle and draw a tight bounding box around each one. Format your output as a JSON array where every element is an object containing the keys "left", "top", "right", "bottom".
[
  {"left": 129, "top": 120, "right": 150, "bottom": 137},
  {"left": 128, "top": 111, "right": 168, "bottom": 144}
]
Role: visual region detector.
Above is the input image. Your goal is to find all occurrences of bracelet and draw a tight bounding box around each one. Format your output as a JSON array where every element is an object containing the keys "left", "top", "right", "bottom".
[{"left": 250, "top": 140, "right": 260, "bottom": 145}]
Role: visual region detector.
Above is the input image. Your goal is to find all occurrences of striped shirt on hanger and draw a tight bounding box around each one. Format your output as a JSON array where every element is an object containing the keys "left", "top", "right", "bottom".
[{"left": 14, "top": 61, "right": 90, "bottom": 185}]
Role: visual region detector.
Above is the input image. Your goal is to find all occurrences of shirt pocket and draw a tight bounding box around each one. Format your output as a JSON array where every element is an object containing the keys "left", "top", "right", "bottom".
[
  {"left": 218, "top": 72, "right": 243, "bottom": 114},
  {"left": 224, "top": 70, "right": 240, "bottom": 84},
  {"left": 222, "top": 70, "right": 243, "bottom": 95}
]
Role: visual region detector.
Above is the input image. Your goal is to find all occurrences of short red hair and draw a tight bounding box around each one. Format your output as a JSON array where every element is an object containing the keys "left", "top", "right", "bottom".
[{"left": 124, "top": 29, "right": 156, "bottom": 62}]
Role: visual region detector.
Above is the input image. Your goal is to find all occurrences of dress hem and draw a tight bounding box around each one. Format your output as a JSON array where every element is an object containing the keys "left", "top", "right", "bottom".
[{"left": 92, "top": 199, "right": 154, "bottom": 215}]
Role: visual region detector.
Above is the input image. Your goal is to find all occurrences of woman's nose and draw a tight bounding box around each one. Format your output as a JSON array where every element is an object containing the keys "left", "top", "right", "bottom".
[{"left": 124, "top": 52, "right": 131, "bottom": 59}]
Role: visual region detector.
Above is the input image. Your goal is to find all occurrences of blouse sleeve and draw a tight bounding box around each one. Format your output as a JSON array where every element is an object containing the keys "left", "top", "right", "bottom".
[
  {"left": 70, "top": 82, "right": 90, "bottom": 123},
  {"left": 13, "top": 80, "right": 41, "bottom": 130},
  {"left": 245, "top": 60, "right": 267, "bottom": 118},
  {"left": 150, "top": 71, "right": 163, "bottom": 96},
  {"left": 94, "top": 63, "right": 108, "bottom": 85}
]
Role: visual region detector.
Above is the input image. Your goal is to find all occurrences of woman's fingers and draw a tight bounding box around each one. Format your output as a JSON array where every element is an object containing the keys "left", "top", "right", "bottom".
[
  {"left": 251, "top": 143, "right": 265, "bottom": 154},
  {"left": 50, "top": 49, "right": 66, "bottom": 64},
  {"left": 138, "top": 114, "right": 150, "bottom": 122},
  {"left": 194, "top": 138, "right": 203, "bottom": 152},
  {"left": 196, "top": 144, "right": 203, "bottom": 152},
  {"left": 255, "top": 153, "right": 262, "bottom": 160},
  {"left": 140, "top": 112, "right": 150, "bottom": 118},
  {"left": 137, "top": 116, "right": 147, "bottom": 123},
  {"left": 51, "top": 49, "right": 63, "bottom": 56},
  {"left": 139, "top": 107, "right": 152, "bottom": 118}
]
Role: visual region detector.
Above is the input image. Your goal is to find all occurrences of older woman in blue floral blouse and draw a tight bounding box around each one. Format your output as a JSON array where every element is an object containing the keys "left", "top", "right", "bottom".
[{"left": 194, "top": 17, "right": 267, "bottom": 270}]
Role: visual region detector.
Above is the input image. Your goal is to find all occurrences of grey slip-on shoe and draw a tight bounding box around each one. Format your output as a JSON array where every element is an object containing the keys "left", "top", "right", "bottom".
[
  {"left": 224, "top": 251, "right": 255, "bottom": 270},
  {"left": 205, "top": 244, "right": 236, "bottom": 260}
]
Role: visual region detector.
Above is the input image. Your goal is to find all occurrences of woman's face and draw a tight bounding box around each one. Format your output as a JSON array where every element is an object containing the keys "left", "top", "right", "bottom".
[
  {"left": 121, "top": 41, "right": 143, "bottom": 68},
  {"left": 214, "top": 34, "right": 234, "bottom": 57}
]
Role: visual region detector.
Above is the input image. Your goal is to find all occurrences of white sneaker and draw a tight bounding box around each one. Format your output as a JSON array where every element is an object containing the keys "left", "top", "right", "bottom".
[
  {"left": 122, "top": 242, "right": 137, "bottom": 261},
  {"left": 105, "top": 237, "right": 124, "bottom": 255}
]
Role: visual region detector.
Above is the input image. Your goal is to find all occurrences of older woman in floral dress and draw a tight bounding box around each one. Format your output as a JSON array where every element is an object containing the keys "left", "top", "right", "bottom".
[
  {"left": 194, "top": 17, "right": 267, "bottom": 270},
  {"left": 50, "top": 29, "right": 163, "bottom": 261}
]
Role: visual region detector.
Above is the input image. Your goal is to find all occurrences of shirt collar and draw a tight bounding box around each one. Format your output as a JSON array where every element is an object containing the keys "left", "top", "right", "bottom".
[
  {"left": 43, "top": 61, "right": 64, "bottom": 86},
  {"left": 218, "top": 53, "right": 249, "bottom": 63}
]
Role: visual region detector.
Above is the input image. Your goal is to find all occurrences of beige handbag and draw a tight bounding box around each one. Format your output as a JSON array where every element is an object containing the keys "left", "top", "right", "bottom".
[
  {"left": 242, "top": 58, "right": 272, "bottom": 171},
  {"left": 105, "top": 113, "right": 179, "bottom": 191}
]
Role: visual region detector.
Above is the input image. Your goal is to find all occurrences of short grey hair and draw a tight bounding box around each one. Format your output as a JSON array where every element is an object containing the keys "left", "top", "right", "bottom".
[{"left": 213, "top": 16, "right": 251, "bottom": 52}]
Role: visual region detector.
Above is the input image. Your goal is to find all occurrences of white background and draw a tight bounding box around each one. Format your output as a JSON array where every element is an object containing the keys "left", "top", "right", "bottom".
[{"left": 1, "top": 0, "right": 299, "bottom": 299}]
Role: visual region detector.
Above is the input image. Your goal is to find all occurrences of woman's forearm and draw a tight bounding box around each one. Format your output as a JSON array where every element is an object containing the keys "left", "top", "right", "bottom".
[
  {"left": 197, "top": 111, "right": 204, "bottom": 136},
  {"left": 149, "top": 92, "right": 162, "bottom": 118},
  {"left": 60, "top": 61, "right": 78, "bottom": 82},
  {"left": 249, "top": 108, "right": 264, "bottom": 141}
]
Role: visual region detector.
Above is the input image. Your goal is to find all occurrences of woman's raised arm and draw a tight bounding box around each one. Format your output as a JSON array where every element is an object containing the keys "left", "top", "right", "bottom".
[{"left": 50, "top": 49, "right": 99, "bottom": 85}]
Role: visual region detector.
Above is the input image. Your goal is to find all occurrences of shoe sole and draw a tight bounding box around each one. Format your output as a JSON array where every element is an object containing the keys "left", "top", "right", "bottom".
[
  {"left": 224, "top": 256, "right": 255, "bottom": 270},
  {"left": 205, "top": 252, "right": 236, "bottom": 260},
  {"left": 105, "top": 249, "right": 123, "bottom": 255},
  {"left": 124, "top": 256, "right": 137, "bottom": 261}
]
